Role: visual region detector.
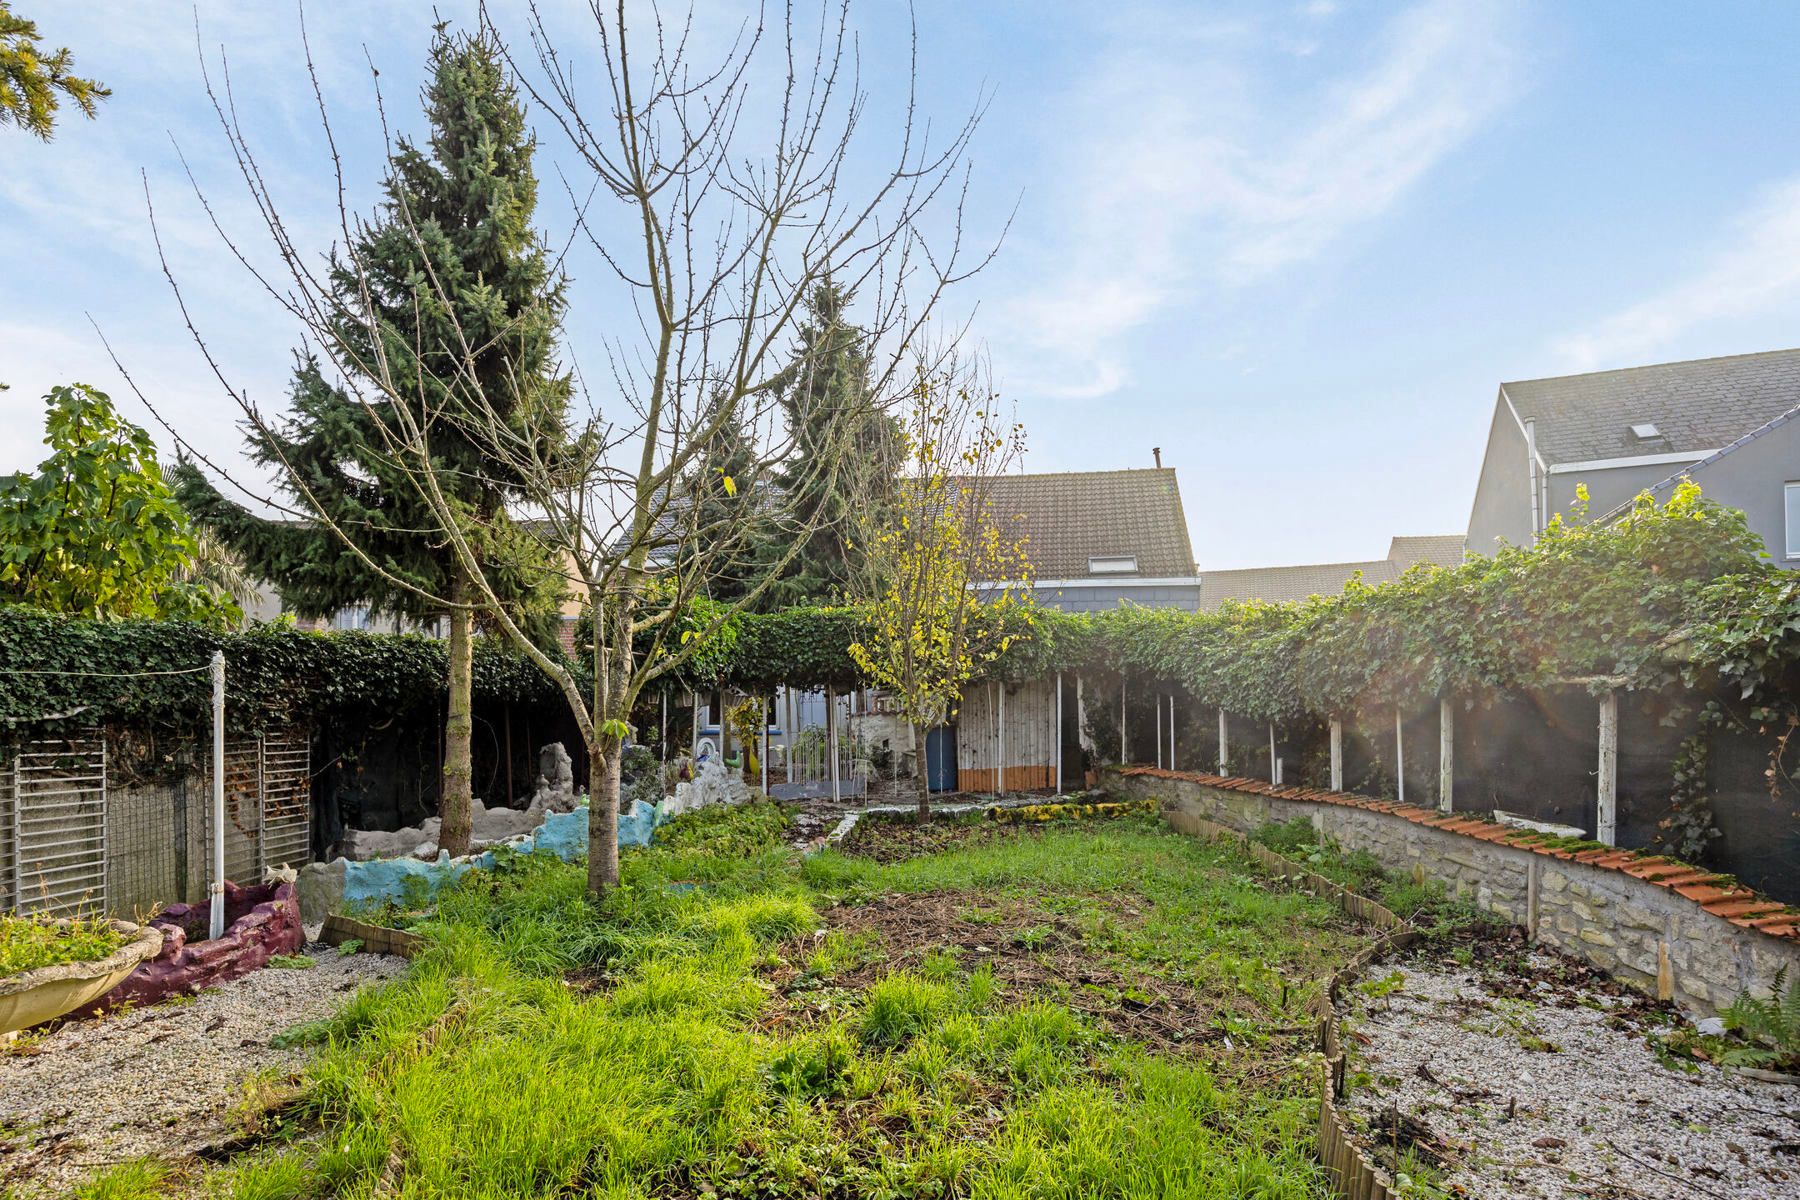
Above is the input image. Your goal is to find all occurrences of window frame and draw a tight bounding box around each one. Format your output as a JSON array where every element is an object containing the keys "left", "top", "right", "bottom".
[
  {"left": 1087, "top": 554, "right": 1139, "bottom": 576},
  {"left": 1785, "top": 481, "right": 1800, "bottom": 560}
]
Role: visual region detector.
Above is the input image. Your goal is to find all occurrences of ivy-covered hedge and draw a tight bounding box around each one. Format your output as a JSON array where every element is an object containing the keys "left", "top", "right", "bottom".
[
  {"left": 0, "top": 608, "right": 563, "bottom": 736},
  {"left": 6, "top": 484, "right": 1799, "bottom": 739}
]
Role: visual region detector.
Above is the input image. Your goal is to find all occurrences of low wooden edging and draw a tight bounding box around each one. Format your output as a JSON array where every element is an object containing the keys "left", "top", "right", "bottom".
[
  {"left": 1176, "top": 814, "right": 1418, "bottom": 1200},
  {"left": 319, "top": 913, "right": 426, "bottom": 959}
]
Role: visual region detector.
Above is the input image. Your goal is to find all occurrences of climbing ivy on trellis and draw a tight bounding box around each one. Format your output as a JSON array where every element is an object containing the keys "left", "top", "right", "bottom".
[{"left": 7, "top": 483, "right": 1800, "bottom": 748}]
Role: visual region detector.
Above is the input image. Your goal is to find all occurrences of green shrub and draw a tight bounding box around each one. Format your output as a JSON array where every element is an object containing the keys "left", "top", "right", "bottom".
[{"left": 1722, "top": 966, "right": 1800, "bottom": 1069}]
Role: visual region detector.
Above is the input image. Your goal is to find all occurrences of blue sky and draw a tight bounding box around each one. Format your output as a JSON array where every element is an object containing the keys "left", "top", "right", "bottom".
[{"left": 6, "top": 1, "right": 1800, "bottom": 569}]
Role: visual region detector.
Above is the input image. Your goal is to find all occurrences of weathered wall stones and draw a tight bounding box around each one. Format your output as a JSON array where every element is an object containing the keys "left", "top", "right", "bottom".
[{"left": 1108, "top": 770, "right": 1800, "bottom": 1017}]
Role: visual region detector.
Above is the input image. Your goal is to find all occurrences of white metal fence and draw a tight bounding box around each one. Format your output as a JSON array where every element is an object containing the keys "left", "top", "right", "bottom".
[
  {"left": 1, "top": 740, "right": 109, "bottom": 916},
  {"left": 1, "top": 730, "right": 310, "bottom": 919},
  {"left": 212, "top": 732, "right": 311, "bottom": 883}
]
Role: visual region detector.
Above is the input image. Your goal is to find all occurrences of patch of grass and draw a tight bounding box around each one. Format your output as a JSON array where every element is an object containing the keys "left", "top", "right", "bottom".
[
  {"left": 65, "top": 1158, "right": 176, "bottom": 1200},
  {"left": 0, "top": 913, "right": 127, "bottom": 976},
  {"left": 860, "top": 971, "right": 956, "bottom": 1046},
  {"left": 266, "top": 954, "right": 315, "bottom": 970},
  {"left": 1250, "top": 818, "right": 1492, "bottom": 934},
  {"left": 71, "top": 806, "right": 1355, "bottom": 1199}
]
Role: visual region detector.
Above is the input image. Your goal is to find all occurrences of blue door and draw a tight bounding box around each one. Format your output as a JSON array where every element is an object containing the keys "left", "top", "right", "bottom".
[{"left": 925, "top": 726, "right": 958, "bottom": 793}]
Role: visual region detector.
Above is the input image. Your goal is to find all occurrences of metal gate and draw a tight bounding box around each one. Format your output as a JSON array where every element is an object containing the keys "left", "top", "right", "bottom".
[
  {"left": 1, "top": 740, "right": 108, "bottom": 916},
  {"left": 208, "top": 731, "right": 312, "bottom": 882},
  {"left": 260, "top": 732, "right": 311, "bottom": 871}
]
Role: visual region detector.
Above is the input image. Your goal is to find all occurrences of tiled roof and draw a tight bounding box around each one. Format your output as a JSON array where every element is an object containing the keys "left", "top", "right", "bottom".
[
  {"left": 1197, "top": 534, "right": 1464, "bottom": 610},
  {"left": 1387, "top": 534, "right": 1465, "bottom": 569},
  {"left": 1502, "top": 348, "right": 1800, "bottom": 465},
  {"left": 970, "top": 468, "right": 1195, "bottom": 579},
  {"left": 1199, "top": 560, "right": 1398, "bottom": 609}
]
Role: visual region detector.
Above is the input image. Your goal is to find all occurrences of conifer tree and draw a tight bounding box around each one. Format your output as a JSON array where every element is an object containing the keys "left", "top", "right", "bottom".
[
  {"left": 759, "top": 281, "right": 901, "bottom": 606},
  {"left": 680, "top": 395, "right": 766, "bottom": 601},
  {"left": 0, "top": 3, "right": 108, "bottom": 142},
  {"left": 178, "top": 28, "right": 568, "bottom": 856}
]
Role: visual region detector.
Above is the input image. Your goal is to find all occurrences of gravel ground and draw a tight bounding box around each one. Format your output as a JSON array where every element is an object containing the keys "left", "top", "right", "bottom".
[
  {"left": 1341, "top": 948, "right": 1800, "bottom": 1199},
  {"left": 0, "top": 944, "right": 406, "bottom": 1195}
]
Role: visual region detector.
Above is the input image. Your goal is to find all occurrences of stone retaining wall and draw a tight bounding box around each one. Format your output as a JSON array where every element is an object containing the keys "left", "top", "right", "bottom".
[{"left": 1106, "top": 767, "right": 1800, "bottom": 1016}]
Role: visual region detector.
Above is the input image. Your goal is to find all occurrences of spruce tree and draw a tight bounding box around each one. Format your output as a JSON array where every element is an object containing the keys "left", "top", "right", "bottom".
[
  {"left": 681, "top": 395, "right": 766, "bottom": 600},
  {"left": 178, "top": 27, "right": 568, "bottom": 856},
  {"left": 759, "top": 281, "right": 900, "bottom": 606}
]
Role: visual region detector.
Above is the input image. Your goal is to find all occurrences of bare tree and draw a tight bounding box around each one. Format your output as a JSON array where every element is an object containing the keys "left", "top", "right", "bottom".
[{"left": 155, "top": 1, "right": 995, "bottom": 895}]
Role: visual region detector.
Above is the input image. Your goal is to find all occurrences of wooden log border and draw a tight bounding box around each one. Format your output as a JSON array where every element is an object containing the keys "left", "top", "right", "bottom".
[
  {"left": 319, "top": 912, "right": 427, "bottom": 959},
  {"left": 1177, "top": 814, "right": 1419, "bottom": 1200}
]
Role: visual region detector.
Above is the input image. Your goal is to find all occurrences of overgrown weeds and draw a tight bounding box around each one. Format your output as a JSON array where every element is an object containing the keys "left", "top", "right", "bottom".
[
  {"left": 0, "top": 913, "right": 127, "bottom": 976},
  {"left": 71, "top": 807, "right": 1364, "bottom": 1199}
]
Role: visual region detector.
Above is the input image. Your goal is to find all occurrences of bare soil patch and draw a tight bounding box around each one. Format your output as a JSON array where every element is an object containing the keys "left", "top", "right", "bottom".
[
  {"left": 764, "top": 888, "right": 1305, "bottom": 1058},
  {"left": 832, "top": 812, "right": 1021, "bottom": 863}
]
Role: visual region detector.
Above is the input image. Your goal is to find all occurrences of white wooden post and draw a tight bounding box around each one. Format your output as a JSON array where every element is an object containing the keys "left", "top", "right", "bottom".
[
  {"left": 1597, "top": 690, "right": 1618, "bottom": 845},
  {"left": 997, "top": 682, "right": 1008, "bottom": 795},
  {"left": 1054, "top": 672, "right": 1064, "bottom": 793},
  {"left": 827, "top": 684, "right": 840, "bottom": 804},
  {"left": 1394, "top": 707, "right": 1406, "bottom": 806},
  {"left": 1438, "top": 697, "right": 1454, "bottom": 813},
  {"left": 209, "top": 650, "right": 226, "bottom": 941},
  {"left": 1155, "top": 694, "right": 1164, "bottom": 769},
  {"left": 1168, "top": 695, "right": 1176, "bottom": 770},
  {"left": 1217, "top": 708, "right": 1228, "bottom": 776},
  {"left": 1268, "top": 722, "right": 1277, "bottom": 784},
  {"left": 1119, "top": 677, "right": 1128, "bottom": 764},
  {"left": 760, "top": 695, "right": 770, "bottom": 796},
  {"left": 1329, "top": 718, "right": 1343, "bottom": 792}
]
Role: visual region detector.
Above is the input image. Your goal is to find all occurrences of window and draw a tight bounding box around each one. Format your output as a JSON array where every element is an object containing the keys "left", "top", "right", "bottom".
[
  {"left": 1087, "top": 554, "right": 1138, "bottom": 575},
  {"left": 1787, "top": 482, "right": 1800, "bottom": 559},
  {"left": 333, "top": 605, "right": 372, "bottom": 632}
]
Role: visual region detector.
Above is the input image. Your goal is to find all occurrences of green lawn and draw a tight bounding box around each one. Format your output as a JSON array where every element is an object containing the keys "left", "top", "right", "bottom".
[{"left": 75, "top": 806, "right": 1369, "bottom": 1200}]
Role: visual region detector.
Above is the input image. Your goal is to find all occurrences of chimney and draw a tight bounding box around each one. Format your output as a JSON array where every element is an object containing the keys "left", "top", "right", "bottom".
[{"left": 1152, "top": 446, "right": 1163, "bottom": 469}]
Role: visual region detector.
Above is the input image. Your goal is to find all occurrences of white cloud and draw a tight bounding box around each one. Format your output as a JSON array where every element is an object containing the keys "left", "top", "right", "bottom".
[
  {"left": 1553, "top": 177, "right": 1800, "bottom": 371},
  {"left": 994, "top": 0, "right": 1524, "bottom": 400}
]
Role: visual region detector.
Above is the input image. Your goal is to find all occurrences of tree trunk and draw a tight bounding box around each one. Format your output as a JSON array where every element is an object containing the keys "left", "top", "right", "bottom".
[
  {"left": 439, "top": 574, "right": 474, "bottom": 858},
  {"left": 915, "top": 721, "right": 932, "bottom": 822},
  {"left": 587, "top": 733, "right": 622, "bottom": 894}
]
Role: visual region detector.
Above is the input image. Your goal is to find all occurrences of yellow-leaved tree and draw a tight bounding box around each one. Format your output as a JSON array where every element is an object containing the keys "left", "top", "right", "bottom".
[{"left": 849, "top": 366, "right": 1035, "bottom": 818}]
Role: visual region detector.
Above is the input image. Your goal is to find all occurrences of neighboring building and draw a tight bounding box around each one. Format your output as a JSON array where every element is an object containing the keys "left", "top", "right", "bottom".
[
  {"left": 1467, "top": 348, "right": 1800, "bottom": 565},
  {"left": 1197, "top": 534, "right": 1465, "bottom": 611},
  {"left": 1598, "top": 402, "right": 1800, "bottom": 562},
  {"left": 975, "top": 466, "right": 1202, "bottom": 612}
]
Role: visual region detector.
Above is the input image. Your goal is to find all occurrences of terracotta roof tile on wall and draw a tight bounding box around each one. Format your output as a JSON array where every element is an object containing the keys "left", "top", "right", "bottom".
[
  {"left": 967, "top": 468, "right": 1195, "bottom": 579},
  {"left": 1503, "top": 347, "right": 1800, "bottom": 464}
]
